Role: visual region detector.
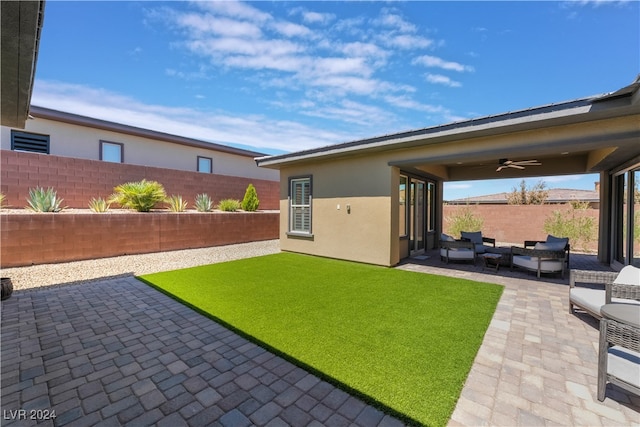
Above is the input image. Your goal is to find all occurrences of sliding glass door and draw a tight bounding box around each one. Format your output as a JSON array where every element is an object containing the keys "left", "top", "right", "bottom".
[{"left": 613, "top": 166, "right": 640, "bottom": 267}]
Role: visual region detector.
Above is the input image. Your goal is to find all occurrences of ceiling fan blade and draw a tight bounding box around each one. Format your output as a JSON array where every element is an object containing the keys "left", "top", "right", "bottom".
[
  {"left": 510, "top": 164, "right": 525, "bottom": 169},
  {"left": 514, "top": 159, "right": 541, "bottom": 165}
]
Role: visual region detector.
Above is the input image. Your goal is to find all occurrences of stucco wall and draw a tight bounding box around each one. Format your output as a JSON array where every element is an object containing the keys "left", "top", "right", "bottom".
[
  {"left": 279, "top": 155, "right": 395, "bottom": 266},
  {"left": 1, "top": 118, "right": 279, "bottom": 181},
  {"left": 1, "top": 211, "right": 279, "bottom": 267},
  {"left": 1, "top": 150, "right": 279, "bottom": 209}
]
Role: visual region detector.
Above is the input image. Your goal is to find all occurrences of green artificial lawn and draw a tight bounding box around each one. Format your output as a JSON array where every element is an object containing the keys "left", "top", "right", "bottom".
[{"left": 139, "top": 253, "right": 503, "bottom": 426}]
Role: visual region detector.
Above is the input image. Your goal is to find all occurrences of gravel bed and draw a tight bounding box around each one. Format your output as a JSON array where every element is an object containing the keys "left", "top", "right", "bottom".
[{"left": 2, "top": 240, "right": 280, "bottom": 291}]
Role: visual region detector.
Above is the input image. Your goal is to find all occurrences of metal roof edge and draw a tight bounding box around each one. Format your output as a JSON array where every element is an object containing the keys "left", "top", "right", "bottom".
[
  {"left": 256, "top": 94, "right": 603, "bottom": 167},
  {"left": 28, "top": 105, "right": 268, "bottom": 158}
]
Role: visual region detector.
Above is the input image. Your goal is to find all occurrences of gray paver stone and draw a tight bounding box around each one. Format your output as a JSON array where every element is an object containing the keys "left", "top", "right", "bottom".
[
  {"left": 195, "top": 387, "right": 223, "bottom": 407},
  {"left": 220, "top": 409, "right": 252, "bottom": 427},
  {"left": 249, "top": 401, "right": 283, "bottom": 425},
  {"left": 280, "top": 405, "right": 313, "bottom": 427}
]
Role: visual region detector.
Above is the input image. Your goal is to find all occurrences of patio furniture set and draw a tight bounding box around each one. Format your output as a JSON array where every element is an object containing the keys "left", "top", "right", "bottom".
[
  {"left": 440, "top": 232, "right": 640, "bottom": 403},
  {"left": 439, "top": 231, "right": 569, "bottom": 278},
  {"left": 569, "top": 265, "right": 640, "bottom": 402}
]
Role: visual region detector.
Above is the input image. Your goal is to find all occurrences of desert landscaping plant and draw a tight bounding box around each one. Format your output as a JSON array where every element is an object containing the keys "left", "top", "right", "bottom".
[
  {"left": 445, "top": 205, "right": 484, "bottom": 238},
  {"left": 25, "top": 187, "right": 66, "bottom": 212},
  {"left": 507, "top": 179, "right": 549, "bottom": 205},
  {"left": 544, "top": 201, "right": 597, "bottom": 252},
  {"left": 194, "top": 193, "right": 213, "bottom": 212},
  {"left": 108, "top": 179, "right": 166, "bottom": 212},
  {"left": 166, "top": 195, "right": 188, "bottom": 212},
  {"left": 217, "top": 199, "right": 241, "bottom": 212},
  {"left": 0, "top": 193, "right": 5, "bottom": 209},
  {"left": 241, "top": 183, "right": 260, "bottom": 211},
  {"left": 88, "top": 197, "right": 111, "bottom": 213}
]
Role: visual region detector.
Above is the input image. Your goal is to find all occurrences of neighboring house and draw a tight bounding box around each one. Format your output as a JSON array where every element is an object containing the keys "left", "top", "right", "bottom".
[
  {"left": 447, "top": 184, "right": 600, "bottom": 208},
  {"left": 257, "top": 76, "right": 640, "bottom": 269},
  {"left": 0, "top": 106, "right": 280, "bottom": 209}
]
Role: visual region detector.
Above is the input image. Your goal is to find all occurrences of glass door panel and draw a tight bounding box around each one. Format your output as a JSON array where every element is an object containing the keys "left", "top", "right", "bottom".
[
  {"left": 409, "top": 179, "right": 426, "bottom": 254},
  {"left": 633, "top": 170, "right": 640, "bottom": 267}
]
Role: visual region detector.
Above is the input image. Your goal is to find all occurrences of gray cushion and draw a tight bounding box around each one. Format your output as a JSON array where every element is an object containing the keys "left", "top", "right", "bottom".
[
  {"left": 534, "top": 241, "right": 566, "bottom": 251},
  {"left": 461, "top": 231, "right": 482, "bottom": 244},
  {"left": 546, "top": 235, "right": 569, "bottom": 246},
  {"left": 441, "top": 233, "right": 455, "bottom": 242},
  {"left": 608, "top": 346, "right": 640, "bottom": 388},
  {"left": 440, "top": 248, "right": 474, "bottom": 259},
  {"left": 512, "top": 255, "right": 563, "bottom": 273}
]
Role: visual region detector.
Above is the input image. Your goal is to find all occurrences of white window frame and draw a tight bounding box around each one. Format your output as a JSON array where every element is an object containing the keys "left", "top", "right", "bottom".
[{"left": 289, "top": 176, "right": 312, "bottom": 235}]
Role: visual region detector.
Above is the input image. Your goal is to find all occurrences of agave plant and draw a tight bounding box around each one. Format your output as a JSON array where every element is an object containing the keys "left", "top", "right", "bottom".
[
  {"left": 88, "top": 197, "right": 111, "bottom": 213},
  {"left": 194, "top": 193, "right": 213, "bottom": 212},
  {"left": 217, "top": 198, "right": 241, "bottom": 212},
  {"left": 166, "top": 195, "right": 188, "bottom": 212},
  {"left": 26, "top": 187, "right": 66, "bottom": 212},
  {"left": 108, "top": 179, "right": 166, "bottom": 212}
]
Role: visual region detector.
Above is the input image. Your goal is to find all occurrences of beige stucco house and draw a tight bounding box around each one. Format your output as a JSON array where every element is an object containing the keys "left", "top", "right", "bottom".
[{"left": 257, "top": 76, "right": 640, "bottom": 269}]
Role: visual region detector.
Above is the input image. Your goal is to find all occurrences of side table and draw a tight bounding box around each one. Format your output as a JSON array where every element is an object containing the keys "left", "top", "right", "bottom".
[{"left": 481, "top": 253, "right": 502, "bottom": 272}]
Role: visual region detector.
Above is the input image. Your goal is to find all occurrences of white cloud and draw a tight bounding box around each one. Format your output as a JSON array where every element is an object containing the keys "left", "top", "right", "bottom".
[
  {"left": 194, "top": 0, "right": 271, "bottom": 24},
  {"left": 302, "top": 11, "right": 335, "bottom": 25},
  {"left": 373, "top": 10, "right": 417, "bottom": 33},
  {"left": 176, "top": 14, "right": 262, "bottom": 38},
  {"left": 382, "top": 34, "right": 434, "bottom": 50},
  {"left": 412, "top": 55, "right": 475, "bottom": 72},
  {"left": 31, "top": 80, "right": 350, "bottom": 153},
  {"left": 425, "top": 73, "right": 462, "bottom": 88},
  {"left": 272, "top": 21, "right": 313, "bottom": 38}
]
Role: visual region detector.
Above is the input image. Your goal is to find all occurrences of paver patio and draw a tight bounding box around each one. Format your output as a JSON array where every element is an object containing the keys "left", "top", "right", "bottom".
[{"left": 1, "top": 251, "right": 639, "bottom": 426}]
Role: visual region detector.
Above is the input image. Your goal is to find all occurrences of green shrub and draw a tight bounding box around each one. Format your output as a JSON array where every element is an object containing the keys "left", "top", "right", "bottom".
[
  {"left": 217, "top": 199, "right": 241, "bottom": 212},
  {"left": 445, "top": 205, "right": 483, "bottom": 238},
  {"left": 241, "top": 183, "right": 260, "bottom": 212},
  {"left": 194, "top": 193, "right": 213, "bottom": 212},
  {"left": 544, "top": 202, "right": 596, "bottom": 252},
  {"left": 26, "top": 187, "right": 66, "bottom": 212},
  {"left": 166, "top": 195, "right": 188, "bottom": 212},
  {"left": 108, "top": 179, "right": 166, "bottom": 212},
  {"left": 88, "top": 197, "right": 111, "bottom": 213}
]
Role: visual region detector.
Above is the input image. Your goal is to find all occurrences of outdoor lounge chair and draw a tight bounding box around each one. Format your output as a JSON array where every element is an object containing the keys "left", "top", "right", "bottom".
[
  {"left": 525, "top": 235, "right": 570, "bottom": 267},
  {"left": 440, "top": 233, "right": 476, "bottom": 264},
  {"left": 460, "top": 231, "right": 496, "bottom": 254},
  {"left": 570, "top": 265, "right": 640, "bottom": 319}
]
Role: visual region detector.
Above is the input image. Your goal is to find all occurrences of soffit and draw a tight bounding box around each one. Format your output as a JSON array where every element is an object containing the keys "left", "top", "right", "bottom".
[{"left": 0, "top": 1, "right": 45, "bottom": 128}]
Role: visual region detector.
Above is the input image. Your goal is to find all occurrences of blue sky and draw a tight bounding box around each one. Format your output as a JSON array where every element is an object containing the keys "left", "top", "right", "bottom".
[{"left": 32, "top": 1, "right": 638, "bottom": 200}]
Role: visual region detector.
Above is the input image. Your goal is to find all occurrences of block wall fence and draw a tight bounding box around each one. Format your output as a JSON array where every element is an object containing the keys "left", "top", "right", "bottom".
[
  {"left": 1, "top": 212, "right": 279, "bottom": 267},
  {"left": 443, "top": 204, "right": 600, "bottom": 252},
  {"left": 0, "top": 150, "right": 279, "bottom": 209}
]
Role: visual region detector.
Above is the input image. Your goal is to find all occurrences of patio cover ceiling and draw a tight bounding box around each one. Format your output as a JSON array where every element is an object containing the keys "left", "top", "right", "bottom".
[
  {"left": 257, "top": 76, "right": 640, "bottom": 182},
  {"left": 1, "top": 1, "right": 45, "bottom": 129}
]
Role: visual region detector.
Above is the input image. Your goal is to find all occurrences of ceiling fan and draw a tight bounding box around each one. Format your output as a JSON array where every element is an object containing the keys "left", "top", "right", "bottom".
[{"left": 496, "top": 158, "right": 542, "bottom": 172}]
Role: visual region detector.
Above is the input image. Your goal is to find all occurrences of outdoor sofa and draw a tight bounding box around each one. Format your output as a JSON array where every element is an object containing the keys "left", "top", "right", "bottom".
[
  {"left": 439, "top": 233, "right": 476, "bottom": 264},
  {"left": 570, "top": 265, "right": 640, "bottom": 319},
  {"left": 510, "top": 235, "right": 570, "bottom": 278}
]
